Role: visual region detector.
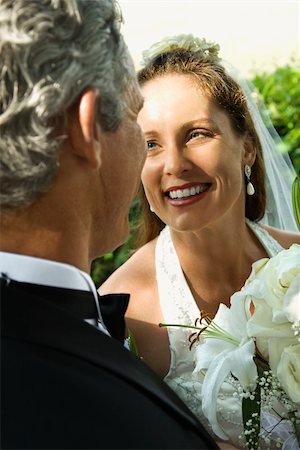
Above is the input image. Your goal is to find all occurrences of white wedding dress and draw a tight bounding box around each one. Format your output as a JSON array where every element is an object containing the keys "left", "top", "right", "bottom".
[{"left": 156, "top": 220, "right": 298, "bottom": 449}]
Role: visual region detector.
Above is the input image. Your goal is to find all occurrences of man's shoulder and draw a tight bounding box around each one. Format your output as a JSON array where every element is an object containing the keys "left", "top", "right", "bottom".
[
  {"left": 1, "top": 278, "right": 218, "bottom": 449},
  {"left": 2, "top": 334, "right": 216, "bottom": 450},
  {"left": 1, "top": 279, "right": 157, "bottom": 396}
]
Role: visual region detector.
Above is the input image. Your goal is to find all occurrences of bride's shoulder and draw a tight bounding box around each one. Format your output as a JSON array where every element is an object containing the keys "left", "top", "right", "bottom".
[
  {"left": 260, "top": 223, "right": 300, "bottom": 248},
  {"left": 99, "top": 238, "right": 158, "bottom": 297}
]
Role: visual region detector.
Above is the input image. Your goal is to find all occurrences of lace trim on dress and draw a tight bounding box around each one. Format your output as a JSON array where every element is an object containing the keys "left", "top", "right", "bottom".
[{"left": 245, "top": 219, "right": 284, "bottom": 257}]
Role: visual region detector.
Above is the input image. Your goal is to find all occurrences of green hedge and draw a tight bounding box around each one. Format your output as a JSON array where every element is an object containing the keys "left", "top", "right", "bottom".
[
  {"left": 91, "top": 197, "right": 139, "bottom": 286},
  {"left": 251, "top": 62, "right": 300, "bottom": 175}
]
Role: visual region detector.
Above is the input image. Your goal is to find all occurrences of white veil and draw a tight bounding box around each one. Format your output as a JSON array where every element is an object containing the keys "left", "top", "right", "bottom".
[{"left": 223, "top": 61, "right": 298, "bottom": 232}]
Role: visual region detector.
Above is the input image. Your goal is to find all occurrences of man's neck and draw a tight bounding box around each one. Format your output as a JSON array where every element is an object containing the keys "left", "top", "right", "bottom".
[{"left": 0, "top": 211, "right": 92, "bottom": 273}]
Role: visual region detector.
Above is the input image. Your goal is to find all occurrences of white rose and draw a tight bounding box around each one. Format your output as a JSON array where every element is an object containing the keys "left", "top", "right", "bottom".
[
  {"left": 249, "top": 244, "right": 300, "bottom": 324},
  {"left": 246, "top": 245, "right": 300, "bottom": 360},
  {"left": 141, "top": 34, "right": 220, "bottom": 66},
  {"left": 276, "top": 344, "right": 300, "bottom": 404}
]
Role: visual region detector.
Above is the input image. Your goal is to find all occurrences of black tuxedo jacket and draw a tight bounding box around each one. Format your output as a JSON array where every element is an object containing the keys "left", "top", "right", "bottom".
[{"left": 1, "top": 277, "right": 218, "bottom": 449}]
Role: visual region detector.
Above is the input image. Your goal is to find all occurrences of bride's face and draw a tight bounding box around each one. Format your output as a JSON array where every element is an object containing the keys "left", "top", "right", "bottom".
[{"left": 138, "top": 74, "right": 254, "bottom": 232}]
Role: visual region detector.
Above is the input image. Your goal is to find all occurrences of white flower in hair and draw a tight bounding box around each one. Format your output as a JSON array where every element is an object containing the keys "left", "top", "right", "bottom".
[{"left": 141, "top": 33, "right": 220, "bottom": 66}]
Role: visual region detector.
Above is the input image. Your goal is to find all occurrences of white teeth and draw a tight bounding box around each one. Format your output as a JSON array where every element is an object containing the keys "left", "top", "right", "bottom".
[{"left": 168, "top": 185, "right": 208, "bottom": 199}]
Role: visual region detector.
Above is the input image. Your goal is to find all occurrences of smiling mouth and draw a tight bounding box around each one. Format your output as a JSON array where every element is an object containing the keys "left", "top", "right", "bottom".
[{"left": 165, "top": 184, "right": 211, "bottom": 199}]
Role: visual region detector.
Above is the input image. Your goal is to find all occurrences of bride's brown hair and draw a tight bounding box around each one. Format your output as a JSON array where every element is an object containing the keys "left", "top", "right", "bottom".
[{"left": 135, "top": 50, "right": 266, "bottom": 247}]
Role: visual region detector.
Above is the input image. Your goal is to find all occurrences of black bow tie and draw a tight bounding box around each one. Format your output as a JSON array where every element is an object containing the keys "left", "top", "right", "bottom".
[
  {"left": 0, "top": 276, "right": 130, "bottom": 343},
  {"left": 98, "top": 292, "right": 129, "bottom": 343}
]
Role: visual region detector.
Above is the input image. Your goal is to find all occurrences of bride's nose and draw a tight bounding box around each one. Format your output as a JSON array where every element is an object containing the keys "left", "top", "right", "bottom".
[{"left": 163, "top": 144, "right": 192, "bottom": 176}]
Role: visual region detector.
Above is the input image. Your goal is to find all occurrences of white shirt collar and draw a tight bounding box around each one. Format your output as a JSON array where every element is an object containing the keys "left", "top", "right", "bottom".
[
  {"left": 0, "top": 251, "right": 92, "bottom": 290},
  {"left": 0, "top": 251, "right": 108, "bottom": 335}
]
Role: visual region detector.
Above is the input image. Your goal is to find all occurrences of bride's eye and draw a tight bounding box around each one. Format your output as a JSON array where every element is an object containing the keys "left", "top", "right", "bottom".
[
  {"left": 190, "top": 131, "right": 204, "bottom": 139},
  {"left": 189, "top": 129, "right": 212, "bottom": 140}
]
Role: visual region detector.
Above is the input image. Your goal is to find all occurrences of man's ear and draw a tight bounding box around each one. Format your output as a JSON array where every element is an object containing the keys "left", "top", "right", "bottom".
[{"left": 69, "top": 88, "right": 102, "bottom": 170}]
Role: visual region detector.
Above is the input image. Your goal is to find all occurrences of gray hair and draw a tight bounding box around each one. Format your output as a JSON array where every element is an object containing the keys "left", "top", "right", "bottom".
[{"left": 0, "top": 0, "right": 135, "bottom": 210}]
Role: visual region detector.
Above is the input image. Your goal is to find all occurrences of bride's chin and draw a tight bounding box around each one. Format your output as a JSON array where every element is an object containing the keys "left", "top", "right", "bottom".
[{"left": 166, "top": 215, "right": 213, "bottom": 233}]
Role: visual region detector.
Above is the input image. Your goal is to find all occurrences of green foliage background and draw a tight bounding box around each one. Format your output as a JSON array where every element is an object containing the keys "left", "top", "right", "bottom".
[
  {"left": 91, "top": 197, "right": 140, "bottom": 286},
  {"left": 92, "top": 62, "right": 300, "bottom": 286},
  {"left": 251, "top": 62, "right": 300, "bottom": 175}
]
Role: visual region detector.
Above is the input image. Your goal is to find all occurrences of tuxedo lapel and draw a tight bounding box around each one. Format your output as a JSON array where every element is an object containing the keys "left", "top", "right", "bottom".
[{"left": 1, "top": 282, "right": 202, "bottom": 431}]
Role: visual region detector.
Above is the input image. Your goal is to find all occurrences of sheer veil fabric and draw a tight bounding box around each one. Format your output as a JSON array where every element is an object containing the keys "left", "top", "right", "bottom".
[{"left": 223, "top": 60, "right": 298, "bottom": 232}]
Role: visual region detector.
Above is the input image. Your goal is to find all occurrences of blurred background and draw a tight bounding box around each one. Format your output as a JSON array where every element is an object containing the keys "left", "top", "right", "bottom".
[
  {"left": 92, "top": 0, "right": 300, "bottom": 285},
  {"left": 118, "top": 0, "right": 299, "bottom": 77}
]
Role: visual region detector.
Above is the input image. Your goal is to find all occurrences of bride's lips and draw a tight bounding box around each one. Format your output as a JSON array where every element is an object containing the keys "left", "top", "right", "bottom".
[{"left": 164, "top": 182, "right": 211, "bottom": 206}]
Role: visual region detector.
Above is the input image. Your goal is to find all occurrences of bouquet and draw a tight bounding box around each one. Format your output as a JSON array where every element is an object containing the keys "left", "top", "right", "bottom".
[{"left": 160, "top": 244, "right": 300, "bottom": 449}]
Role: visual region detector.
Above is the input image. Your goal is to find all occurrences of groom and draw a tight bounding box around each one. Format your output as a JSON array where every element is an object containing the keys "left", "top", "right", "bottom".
[{"left": 0, "top": 1, "right": 219, "bottom": 449}]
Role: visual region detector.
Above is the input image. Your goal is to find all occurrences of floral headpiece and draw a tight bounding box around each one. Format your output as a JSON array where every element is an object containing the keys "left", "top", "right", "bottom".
[{"left": 141, "top": 33, "right": 220, "bottom": 67}]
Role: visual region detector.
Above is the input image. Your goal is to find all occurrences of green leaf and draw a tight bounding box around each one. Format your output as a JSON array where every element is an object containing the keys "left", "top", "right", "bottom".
[
  {"left": 288, "top": 410, "right": 300, "bottom": 446},
  {"left": 242, "top": 386, "right": 261, "bottom": 450},
  {"left": 127, "top": 328, "right": 139, "bottom": 356},
  {"left": 242, "top": 362, "right": 264, "bottom": 450},
  {"left": 292, "top": 176, "right": 300, "bottom": 230},
  {"left": 103, "top": 252, "right": 114, "bottom": 261}
]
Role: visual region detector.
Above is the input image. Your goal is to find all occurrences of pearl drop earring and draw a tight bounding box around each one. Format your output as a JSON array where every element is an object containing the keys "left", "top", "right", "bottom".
[{"left": 244, "top": 164, "right": 255, "bottom": 196}]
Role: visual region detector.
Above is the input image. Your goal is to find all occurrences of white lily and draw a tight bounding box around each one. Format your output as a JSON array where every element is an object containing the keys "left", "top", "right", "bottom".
[{"left": 193, "top": 288, "right": 258, "bottom": 439}]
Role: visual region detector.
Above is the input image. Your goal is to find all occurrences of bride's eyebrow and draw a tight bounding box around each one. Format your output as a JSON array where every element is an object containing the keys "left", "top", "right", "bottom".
[
  {"left": 183, "top": 118, "right": 217, "bottom": 128},
  {"left": 143, "top": 130, "right": 159, "bottom": 138},
  {"left": 143, "top": 119, "right": 219, "bottom": 136},
  {"left": 181, "top": 119, "right": 222, "bottom": 136}
]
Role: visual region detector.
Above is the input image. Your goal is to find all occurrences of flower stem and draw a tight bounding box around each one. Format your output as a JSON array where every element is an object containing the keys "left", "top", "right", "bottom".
[
  {"left": 159, "top": 322, "right": 240, "bottom": 345},
  {"left": 159, "top": 323, "right": 204, "bottom": 330}
]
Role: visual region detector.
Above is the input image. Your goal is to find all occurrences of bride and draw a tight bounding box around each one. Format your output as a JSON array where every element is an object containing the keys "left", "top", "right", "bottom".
[{"left": 100, "top": 35, "right": 300, "bottom": 449}]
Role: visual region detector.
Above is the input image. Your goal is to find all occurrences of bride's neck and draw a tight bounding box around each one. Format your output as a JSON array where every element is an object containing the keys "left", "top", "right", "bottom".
[
  {"left": 171, "top": 217, "right": 253, "bottom": 263},
  {"left": 169, "top": 217, "right": 265, "bottom": 312}
]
